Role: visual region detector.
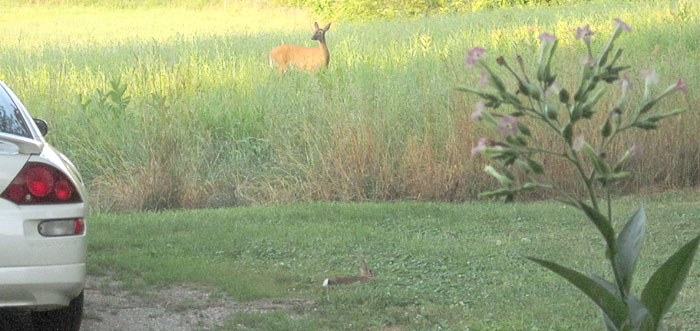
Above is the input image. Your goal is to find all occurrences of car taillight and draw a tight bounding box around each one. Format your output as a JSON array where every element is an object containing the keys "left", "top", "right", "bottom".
[{"left": 1, "top": 162, "right": 82, "bottom": 204}]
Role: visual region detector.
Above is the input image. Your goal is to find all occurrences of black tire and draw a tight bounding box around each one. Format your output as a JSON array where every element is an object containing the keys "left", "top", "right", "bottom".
[{"left": 31, "top": 291, "right": 83, "bottom": 331}]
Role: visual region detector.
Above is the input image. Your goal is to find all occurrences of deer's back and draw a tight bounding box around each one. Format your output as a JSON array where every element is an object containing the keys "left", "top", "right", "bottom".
[{"left": 269, "top": 44, "right": 326, "bottom": 72}]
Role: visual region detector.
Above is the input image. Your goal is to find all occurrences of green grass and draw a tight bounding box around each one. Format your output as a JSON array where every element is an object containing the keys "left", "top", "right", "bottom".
[
  {"left": 1, "top": 1, "right": 699, "bottom": 210},
  {"left": 88, "top": 189, "right": 700, "bottom": 330}
]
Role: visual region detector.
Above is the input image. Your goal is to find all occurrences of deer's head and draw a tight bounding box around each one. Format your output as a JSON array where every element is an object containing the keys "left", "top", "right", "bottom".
[{"left": 312, "top": 22, "right": 331, "bottom": 42}]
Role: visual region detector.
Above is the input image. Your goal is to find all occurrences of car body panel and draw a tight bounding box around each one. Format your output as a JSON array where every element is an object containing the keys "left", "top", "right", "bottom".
[
  {"left": 0, "top": 80, "right": 87, "bottom": 310},
  {"left": 0, "top": 200, "right": 86, "bottom": 267},
  {"left": 0, "top": 263, "right": 85, "bottom": 309}
]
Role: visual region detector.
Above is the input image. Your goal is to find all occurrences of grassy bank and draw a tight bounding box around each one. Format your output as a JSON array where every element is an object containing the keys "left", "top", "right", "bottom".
[
  {"left": 0, "top": 1, "right": 698, "bottom": 211},
  {"left": 87, "top": 190, "right": 700, "bottom": 329}
]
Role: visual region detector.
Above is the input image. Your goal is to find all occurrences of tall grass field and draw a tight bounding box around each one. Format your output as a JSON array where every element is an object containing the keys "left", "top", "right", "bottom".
[{"left": 0, "top": 0, "right": 698, "bottom": 211}]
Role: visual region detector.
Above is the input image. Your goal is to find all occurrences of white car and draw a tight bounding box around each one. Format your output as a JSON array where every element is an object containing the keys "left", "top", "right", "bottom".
[{"left": 0, "top": 80, "right": 87, "bottom": 330}]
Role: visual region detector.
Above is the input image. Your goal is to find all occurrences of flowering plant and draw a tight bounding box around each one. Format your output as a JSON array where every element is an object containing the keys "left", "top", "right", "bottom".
[{"left": 457, "top": 19, "right": 699, "bottom": 330}]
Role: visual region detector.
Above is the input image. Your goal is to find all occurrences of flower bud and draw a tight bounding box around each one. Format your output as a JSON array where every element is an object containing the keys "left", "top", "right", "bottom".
[{"left": 559, "top": 88, "right": 570, "bottom": 104}]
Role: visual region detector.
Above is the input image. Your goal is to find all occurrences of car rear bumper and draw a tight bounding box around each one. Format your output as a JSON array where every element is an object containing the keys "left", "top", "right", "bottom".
[{"left": 0, "top": 263, "right": 85, "bottom": 309}]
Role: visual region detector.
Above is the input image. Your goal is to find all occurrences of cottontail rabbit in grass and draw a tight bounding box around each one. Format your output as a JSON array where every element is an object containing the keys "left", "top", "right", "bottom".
[{"left": 322, "top": 259, "right": 376, "bottom": 286}]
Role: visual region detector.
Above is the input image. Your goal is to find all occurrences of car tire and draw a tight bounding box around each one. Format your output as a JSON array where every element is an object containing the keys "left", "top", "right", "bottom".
[{"left": 31, "top": 291, "right": 83, "bottom": 331}]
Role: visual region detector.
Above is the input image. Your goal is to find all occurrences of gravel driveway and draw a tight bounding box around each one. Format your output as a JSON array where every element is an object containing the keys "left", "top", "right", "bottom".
[{"left": 1, "top": 276, "right": 314, "bottom": 331}]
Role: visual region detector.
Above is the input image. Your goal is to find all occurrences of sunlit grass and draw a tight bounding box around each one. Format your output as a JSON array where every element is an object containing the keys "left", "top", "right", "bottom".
[
  {"left": 0, "top": 1, "right": 698, "bottom": 210},
  {"left": 0, "top": 4, "right": 314, "bottom": 49}
]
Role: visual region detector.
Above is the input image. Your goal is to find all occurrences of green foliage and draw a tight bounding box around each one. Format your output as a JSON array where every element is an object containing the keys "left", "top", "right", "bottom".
[
  {"left": 1, "top": 1, "right": 699, "bottom": 210},
  {"left": 528, "top": 257, "right": 628, "bottom": 327},
  {"left": 641, "top": 235, "right": 700, "bottom": 329},
  {"left": 0, "top": 0, "right": 644, "bottom": 20},
  {"left": 272, "top": 0, "right": 655, "bottom": 20},
  {"left": 459, "top": 16, "right": 699, "bottom": 330},
  {"left": 614, "top": 205, "right": 645, "bottom": 294}
]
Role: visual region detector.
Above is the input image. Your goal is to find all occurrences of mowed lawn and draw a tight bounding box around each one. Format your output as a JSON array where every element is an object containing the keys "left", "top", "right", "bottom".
[{"left": 88, "top": 190, "right": 700, "bottom": 330}]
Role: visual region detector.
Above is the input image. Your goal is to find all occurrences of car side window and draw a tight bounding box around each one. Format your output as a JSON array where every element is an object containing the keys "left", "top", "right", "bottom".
[{"left": 0, "top": 88, "right": 31, "bottom": 138}]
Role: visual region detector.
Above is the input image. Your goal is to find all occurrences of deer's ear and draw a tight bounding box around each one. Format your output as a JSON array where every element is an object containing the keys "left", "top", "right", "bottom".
[
  {"left": 314, "top": 22, "right": 320, "bottom": 30},
  {"left": 324, "top": 23, "right": 331, "bottom": 31}
]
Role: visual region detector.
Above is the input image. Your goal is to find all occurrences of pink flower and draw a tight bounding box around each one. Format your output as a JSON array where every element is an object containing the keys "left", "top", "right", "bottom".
[
  {"left": 573, "top": 134, "right": 585, "bottom": 152},
  {"left": 466, "top": 46, "right": 486, "bottom": 68},
  {"left": 641, "top": 69, "right": 659, "bottom": 85},
  {"left": 614, "top": 18, "right": 632, "bottom": 32},
  {"left": 471, "top": 138, "right": 488, "bottom": 156},
  {"left": 575, "top": 25, "right": 594, "bottom": 43},
  {"left": 471, "top": 101, "right": 485, "bottom": 121},
  {"left": 676, "top": 78, "right": 687, "bottom": 93},
  {"left": 538, "top": 32, "right": 557, "bottom": 43},
  {"left": 477, "top": 72, "right": 489, "bottom": 88},
  {"left": 497, "top": 116, "right": 518, "bottom": 137}
]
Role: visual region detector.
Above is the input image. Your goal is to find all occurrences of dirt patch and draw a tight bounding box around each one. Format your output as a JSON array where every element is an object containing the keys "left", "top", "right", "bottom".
[{"left": 82, "top": 276, "right": 315, "bottom": 331}]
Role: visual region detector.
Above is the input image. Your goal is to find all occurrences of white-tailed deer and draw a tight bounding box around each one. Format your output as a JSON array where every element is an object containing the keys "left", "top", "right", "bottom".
[
  {"left": 269, "top": 22, "right": 331, "bottom": 74},
  {"left": 322, "top": 259, "right": 376, "bottom": 286}
]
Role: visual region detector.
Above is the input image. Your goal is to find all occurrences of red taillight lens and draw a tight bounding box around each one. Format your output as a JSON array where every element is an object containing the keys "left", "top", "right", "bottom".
[
  {"left": 54, "top": 179, "right": 74, "bottom": 201},
  {"left": 4, "top": 183, "right": 27, "bottom": 203},
  {"left": 26, "top": 165, "right": 54, "bottom": 197},
  {"left": 1, "top": 162, "right": 82, "bottom": 204},
  {"left": 74, "top": 218, "right": 85, "bottom": 235}
]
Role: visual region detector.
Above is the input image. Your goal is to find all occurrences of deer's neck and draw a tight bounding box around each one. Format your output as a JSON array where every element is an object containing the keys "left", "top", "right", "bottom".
[{"left": 318, "top": 40, "right": 330, "bottom": 66}]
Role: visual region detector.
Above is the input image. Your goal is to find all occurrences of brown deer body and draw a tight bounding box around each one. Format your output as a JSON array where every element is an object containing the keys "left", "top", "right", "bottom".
[
  {"left": 269, "top": 22, "right": 331, "bottom": 74},
  {"left": 322, "top": 259, "right": 375, "bottom": 286}
]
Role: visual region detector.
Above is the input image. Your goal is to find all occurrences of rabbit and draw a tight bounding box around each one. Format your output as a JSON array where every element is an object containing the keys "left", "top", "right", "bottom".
[{"left": 323, "top": 259, "right": 376, "bottom": 286}]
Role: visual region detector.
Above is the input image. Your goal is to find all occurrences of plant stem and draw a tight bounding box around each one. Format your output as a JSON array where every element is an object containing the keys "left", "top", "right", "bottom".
[{"left": 606, "top": 184, "right": 612, "bottom": 226}]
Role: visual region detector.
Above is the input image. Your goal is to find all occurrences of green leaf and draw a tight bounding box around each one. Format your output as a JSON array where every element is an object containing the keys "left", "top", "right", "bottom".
[
  {"left": 522, "top": 182, "right": 552, "bottom": 190},
  {"left": 645, "top": 109, "right": 686, "bottom": 123},
  {"left": 526, "top": 158, "right": 544, "bottom": 174},
  {"left": 641, "top": 234, "right": 700, "bottom": 328},
  {"left": 628, "top": 295, "right": 654, "bottom": 331},
  {"left": 579, "top": 202, "right": 616, "bottom": 253},
  {"left": 484, "top": 165, "right": 513, "bottom": 186},
  {"left": 614, "top": 205, "right": 646, "bottom": 294},
  {"left": 607, "top": 48, "right": 624, "bottom": 68},
  {"left": 528, "top": 258, "right": 627, "bottom": 328},
  {"left": 478, "top": 188, "right": 513, "bottom": 198},
  {"left": 589, "top": 274, "right": 620, "bottom": 331},
  {"left": 632, "top": 121, "right": 657, "bottom": 130},
  {"left": 591, "top": 274, "right": 653, "bottom": 331},
  {"left": 479, "top": 62, "right": 507, "bottom": 93},
  {"left": 601, "top": 119, "right": 612, "bottom": 137},
  {"left": 638, "top": 99, "right": 658, "bottom": 115},
  {"left": 454, "top": 85, "right": 500, "bottom": 102},
  {"left": 579, "top": 86, "right": 607, "bottom": 118}
]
